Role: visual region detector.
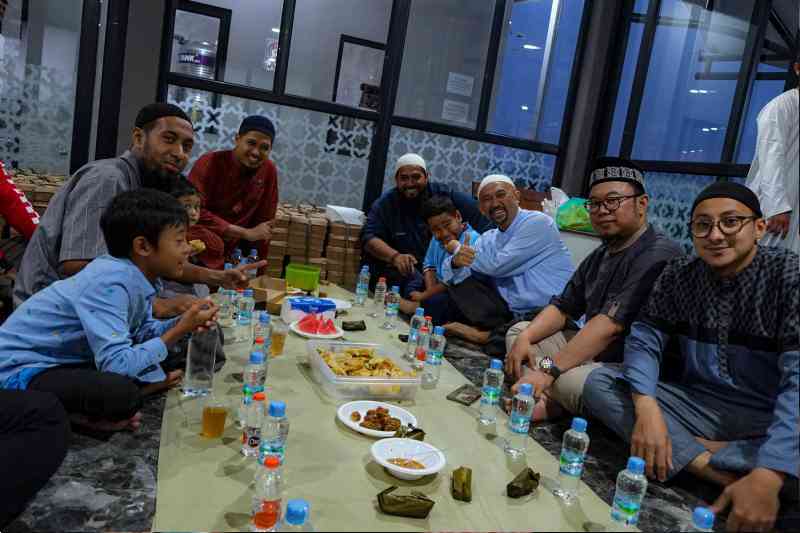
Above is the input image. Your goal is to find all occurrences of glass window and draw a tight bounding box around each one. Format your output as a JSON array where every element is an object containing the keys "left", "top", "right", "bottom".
[
  {"left": 394, "top": 0, "right": 494, "bottom": 128},
  {"left": 167, "top": 85, "right": 375, "bottom": 208},
  {"left": 286, "top": 0, "right": 391, "bottom": 108},
  {"left": 489, "top": 0, "right": 587, "bottom": 144},
  {"left": 631, "top": 1, "right": 755, "bottom": 162},
  {"left": 385, "top": 126, "right": 555, "bottom": 195},
  {"left": 735, "top": 78, "right": 790, "bottom": 164},
  {"left": 170, "top": 0, "right": 284, "bottom": 91},
  {"left": 607, "top": 22, "right": 645, "bottom": 156},
  {"left": 0, "top": 0, "right": 83, "bottom": 175}
]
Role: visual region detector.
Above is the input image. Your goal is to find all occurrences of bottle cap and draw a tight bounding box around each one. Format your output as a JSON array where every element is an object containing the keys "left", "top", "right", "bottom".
[
  {"left": 268, "top": 400, "right": 286, "bottom": 417},
  {"left": 692, "top": 507, "right": 714, "bottom": 529},
  {"left": 244, "top": 288, "right": 254, "bottom": 297},
  {"left": 237, "top": 288, "right": 244, "bottom": 293},
  {"left": 233, "top": 248, "right": 242, "bottom": 255},
  {"left": 627, "top": 456, "right": 645, "bottom": 474},
  {"left": 264, "top": 455, "right": 280, "bottom": 469},
  {"left": 415, "top": 307, "right": 424, "bottom": 316},
  {"left": 285, "top": 499, "right": 309, "bottom": 526},
  {"left": 416, "top": 347, "right": 427, "bottom": 361},
  {"left": 391, "top": 285, "right": 400, "bottom": 292},
  {"left": 254, "top": 336, "right": 265, "bottom": 345},
  {"left": 518, "top": 383, "right": 533, "bottom": 396},
  {"left": 224, "top": 262, "right": 232, "bottom": 270},
  {"left": 250, "top": 248, "right": 258, "bottom": 255},
  {"left": 571, "top": 417, "right": 588, "bottom": 433},
  {"left": 419, "top": 326, "right": 429, "bottom": 334},
  {"left": 433, "top": 325, "right": 445, "bottom": 336},
  {"left": 361, "top": 265, "right": 368, "bottom": 272},
  {"left": 378, "top": 277, "right": 386, "bottom": 282},
  {"left": 259, "top": 312, "right": 271, "bottom": 323},
  {"left": 253, "top": 392, "right": 266, "bottom": 401},
  {"left": 424, "top": 315, "right": 432, "bottom": 321},
  {"left": 250, "top": 351, "right": 265, "bottom": 364},
  {"left": 490, "top": 358, "right": 503, "bottom": 370}
]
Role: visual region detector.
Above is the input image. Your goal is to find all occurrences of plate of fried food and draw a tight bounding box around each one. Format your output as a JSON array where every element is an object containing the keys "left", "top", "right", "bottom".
[
  {"left": 337, "top": 400, "right": 418, "bottom": 438},
  {"left": 319, "top": 347, "right": 416, "bottom": 379}
]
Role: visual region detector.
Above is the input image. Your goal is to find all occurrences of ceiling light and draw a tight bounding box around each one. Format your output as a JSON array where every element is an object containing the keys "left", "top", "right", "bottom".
[
  {"left": 689, "top": 89, "right": 699, "bottom": 94},
  {"left": 521, "top": 105, "right": 529, "bottom": 111},
  {"left": 702, "top": 128, "right": 710, "bottom": 132},
  {"left": 272, "top": 28, "right": 280, "bottom": 33},
  {"left": 523, "top": 44, "right": 541, "bottom": 50}
]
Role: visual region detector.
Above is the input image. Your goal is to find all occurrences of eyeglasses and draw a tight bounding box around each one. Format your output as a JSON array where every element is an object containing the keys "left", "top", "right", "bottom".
[
  {"left": 584, "top": 194, "right": 642, "bottom": 213},
  {"left": 688, "top": 215, "right": 757, "bottom": 238}
]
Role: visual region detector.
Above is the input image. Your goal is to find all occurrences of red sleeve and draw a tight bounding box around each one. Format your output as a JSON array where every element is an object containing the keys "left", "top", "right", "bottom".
[
  {"left": 256, "top": 160, "right": 279, "bottom": 262},
  {"left": 0, "top": 163, "right": 39, "bottom": 240},
  {"left": 188, "top": 153, "right": 233, "bottom": 236}
]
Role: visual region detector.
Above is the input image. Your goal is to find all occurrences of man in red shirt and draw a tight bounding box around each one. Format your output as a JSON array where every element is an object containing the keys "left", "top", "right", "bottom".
[{"left": 188, "top": 116, "right": 279, "bottom": 270}]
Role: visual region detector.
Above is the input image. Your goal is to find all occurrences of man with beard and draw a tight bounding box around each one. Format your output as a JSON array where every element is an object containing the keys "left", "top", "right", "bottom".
[
  {"left": 188, "top": 116, "right": 279, "bottom": 270},
  {"left": 505, "top": 159, "right": 682, "bottom": 423},
  {"left": 362, "top": 153, "right": 491, "bottom": 295},
  {"left": 14, "top": 103, "right": 259, "bottom": 311},
  {"left": 440, "top": 174, "right": 574, "bottom": 344}
]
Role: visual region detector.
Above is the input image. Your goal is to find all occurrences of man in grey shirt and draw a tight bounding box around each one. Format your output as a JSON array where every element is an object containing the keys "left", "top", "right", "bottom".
[{"left": 14, "top": 103, "right": 260, "bottom": 311}]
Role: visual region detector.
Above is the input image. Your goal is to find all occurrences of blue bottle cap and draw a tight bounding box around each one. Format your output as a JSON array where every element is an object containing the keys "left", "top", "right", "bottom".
[
  {"left": 269, "top": 400, "right": 286, "bottom": 417},
  {"left": 250, "top": 248, "right": 258, "bottom": 256},
  {"left": 244, "top": 288, "right": 254, "bottom": 297},
  {"left": 415, "top": 307, "right": 425, "bottom": 316},
  {"left": 627, "top": 456, "right": 645, "bottom": 474},
  {"left": 693, "top": 507, "right": 714, "bottom": 529},
  {"left": 224, "top": 262, "right": 232, "bottom": 270},
  {"left": 391, "top": 285, "right": 400, "bottom": 292},
  {"left": 490, "top": 358, "right": 503, "bottom": 370},
  {"left": 285, "top": 499, "right": 309, "bottom": 526},
  {"left": 433, "top": 325, "right": 445, "bottom": 336},
  {"left": 361, "top": 265, "right": 368, "bottom": 272},
  {"left": 518, "top": 383, "right": 533, "bottom": 396},
  {"left": 571, "top": 417, "right": 588, "bottom": 433},
  {"left": 259, "top": 312, "right": 271, "bottom": 323},
  {"left": 250, "top": 351, "right": 265, "bottom": 364},
  {"left": 233, "top": 248, "right": 242, "bottom": 255}
]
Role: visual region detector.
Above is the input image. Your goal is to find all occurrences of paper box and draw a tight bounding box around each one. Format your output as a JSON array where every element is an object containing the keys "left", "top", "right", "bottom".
[{"left": 249, "top": 276, "right": 287, "bottom": 314}]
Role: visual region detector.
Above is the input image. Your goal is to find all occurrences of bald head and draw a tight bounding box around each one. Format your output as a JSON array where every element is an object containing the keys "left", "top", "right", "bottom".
[{"left": 478, "top": 181, "right": 520, "bottom": 230}]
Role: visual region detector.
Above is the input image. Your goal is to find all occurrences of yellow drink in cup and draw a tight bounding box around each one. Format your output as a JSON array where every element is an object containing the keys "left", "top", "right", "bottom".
[
  {"left": 201, "top": 397, "right": 228, "bottom": 438},
  {"left": 271, "top": 322, "right": 288, "bottom": 357}
]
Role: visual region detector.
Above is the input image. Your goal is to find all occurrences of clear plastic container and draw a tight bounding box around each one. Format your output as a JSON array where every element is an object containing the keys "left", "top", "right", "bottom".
[{"left": 307, "top": 341, "right": 420, "bottom": 401}]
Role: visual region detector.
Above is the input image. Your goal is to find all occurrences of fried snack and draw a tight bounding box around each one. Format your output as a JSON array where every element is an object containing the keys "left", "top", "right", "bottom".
[
  {"left": 393, "top": 424, "right": 426, "bottom": 441},
  {"left": 350, "top": 411, "right": 361, "bottom": 422},
  {"left": 318, "top": 347, "right": 414, "bottom": 378},
  {"left": 388, "top": 458, "right": 426, "bottom": 470},
  {"left": 377, "top": 486, "right": 435, "bottom": 519},
  {"left": 189, "top": 239, "right": 206, "bottom": 254},
  {"left": 452, "top": 466, "right": 472, "bottom": 502},
  {"left": 506, "top": 467, "right": 540, "bottom": 498},
  {"left": 358, "top": 407, "right": 401, "bottom": 432}
]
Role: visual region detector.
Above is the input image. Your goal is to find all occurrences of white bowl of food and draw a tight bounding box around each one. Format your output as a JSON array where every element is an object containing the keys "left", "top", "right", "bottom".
[{"left": 371, "top": 438, "right": 446, "bottom": 480}]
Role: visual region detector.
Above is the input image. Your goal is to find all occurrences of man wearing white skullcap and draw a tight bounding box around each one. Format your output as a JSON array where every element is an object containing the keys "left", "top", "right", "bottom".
[
  {"left": 362, "top": 153, "right": 491, "bottom": 295},
  {"left": 439, "top": 174, "right": 573, "bottom": 344}
]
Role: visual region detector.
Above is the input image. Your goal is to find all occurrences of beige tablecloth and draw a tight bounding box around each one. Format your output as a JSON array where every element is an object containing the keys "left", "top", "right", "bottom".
[{"left": 153, "top": 285, "right": 618, "bottom": 532}]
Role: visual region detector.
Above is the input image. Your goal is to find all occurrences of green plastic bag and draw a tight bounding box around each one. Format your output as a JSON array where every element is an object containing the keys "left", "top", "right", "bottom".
[{"left": 556, "top": 198, "right": 594, "bottom": 233}]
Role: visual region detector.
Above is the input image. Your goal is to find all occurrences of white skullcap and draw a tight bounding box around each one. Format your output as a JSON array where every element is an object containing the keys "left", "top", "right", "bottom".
[
  {"left": 394, "top": 153, "right": 427, "bottom": 175},
  {"left": 477, "top": 174, "right": 515, "bottom": 196}
]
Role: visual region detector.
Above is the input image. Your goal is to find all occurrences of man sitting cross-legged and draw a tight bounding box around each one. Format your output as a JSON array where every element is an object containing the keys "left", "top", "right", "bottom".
[
  {"left": 583, "top": 182, "right": 799, "bottom": 532},
  {"left": 0, "top": 189, "right": 219, "bottom": 432}
]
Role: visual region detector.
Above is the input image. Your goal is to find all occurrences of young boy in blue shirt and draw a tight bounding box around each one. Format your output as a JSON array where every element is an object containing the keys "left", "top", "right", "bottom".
[
  {"left": 0, "top": 189, "right": 218, "bottom": 432},
  {"left": 400, "top": 195, "right": 480, "bottom": 325}
]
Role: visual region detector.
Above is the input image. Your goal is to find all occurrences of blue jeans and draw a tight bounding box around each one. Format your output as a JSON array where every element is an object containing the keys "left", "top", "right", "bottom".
[{"left": 583, "top": 366, "right": 774, "bottom": 480}]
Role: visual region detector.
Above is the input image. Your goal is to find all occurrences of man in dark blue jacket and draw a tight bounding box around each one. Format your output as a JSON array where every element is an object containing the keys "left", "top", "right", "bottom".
[{"left": 362, "top": 153, "right": 492, "bottom": 295}]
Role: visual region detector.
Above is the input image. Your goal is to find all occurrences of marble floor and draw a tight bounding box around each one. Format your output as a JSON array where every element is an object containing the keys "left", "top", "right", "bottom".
[{"left": 6, "top": 337, "right": 799, "bottom": 532}]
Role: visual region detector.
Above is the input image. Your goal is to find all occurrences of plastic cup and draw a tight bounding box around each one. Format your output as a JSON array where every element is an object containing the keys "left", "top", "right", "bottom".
[
  {"left": 271, "top": 321, "right": 288, "bottom": 357},
  {"left": 200, "top": 396, "right": 228, "bottom": 438}
]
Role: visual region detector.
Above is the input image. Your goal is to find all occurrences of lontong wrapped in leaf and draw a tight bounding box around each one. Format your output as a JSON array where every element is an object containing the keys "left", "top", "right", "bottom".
[
  {"left": 506, "top": 467, "right": 540, "bottom": 498},
  {"left": 451, "top": 466, "right": 472, "bottom": 502},
  {"left": 377, "top": 486, "right": 435, "bottom": 519}
]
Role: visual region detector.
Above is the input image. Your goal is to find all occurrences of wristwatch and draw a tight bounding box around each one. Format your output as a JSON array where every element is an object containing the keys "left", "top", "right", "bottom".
[{"left": 538, "top": 356, "right": 562, "bottom": 380}]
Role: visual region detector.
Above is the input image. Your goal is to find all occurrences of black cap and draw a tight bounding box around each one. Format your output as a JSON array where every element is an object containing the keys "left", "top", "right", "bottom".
[
  {"left": 690, "top": 181, "right": 763, "bottom": 218},
  {"left": 239, "top": 115, "right": 276, "bottom": 141},
  {"left": 589, "top": 157, "right": 646, "bottom": 194},
  {"left": 134, "top": 103, "right": 191, "bottom": 129}
]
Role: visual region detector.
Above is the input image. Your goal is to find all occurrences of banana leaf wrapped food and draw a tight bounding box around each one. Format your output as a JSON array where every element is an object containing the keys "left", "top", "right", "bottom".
[
  {"left": 377, "top": 486, "right": 435, "bottom": 519},
  {"left": 451, "top": 466, "right": 472, "bottom": 502},
  {"left": 506, "top": 467, "right": 540, "bottom": 498}
]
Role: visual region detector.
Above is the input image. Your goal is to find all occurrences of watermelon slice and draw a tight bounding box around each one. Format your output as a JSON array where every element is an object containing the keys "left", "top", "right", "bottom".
[
  {"left": 298, "top": 313, "right": 321, "bottom": 334},
  {"left": 318, "top": 318, "right": 338, "bottom": 335}
]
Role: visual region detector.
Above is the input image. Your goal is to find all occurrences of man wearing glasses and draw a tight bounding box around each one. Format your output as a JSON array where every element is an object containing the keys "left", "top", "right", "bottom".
[
  {"left": 504, "top": 158, "right": 681, "bottom": 423},
  {"left": 584, "top": 182, "right": 798, "bottom": 532}
]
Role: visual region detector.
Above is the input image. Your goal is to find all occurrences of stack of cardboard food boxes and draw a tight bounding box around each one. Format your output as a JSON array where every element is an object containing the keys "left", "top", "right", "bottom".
[
  {"left": 7, "top": 168, "right": 67, "bottom": 218},
  {"left": 324, "top": 222, "right": 362, "bottom": 290}
]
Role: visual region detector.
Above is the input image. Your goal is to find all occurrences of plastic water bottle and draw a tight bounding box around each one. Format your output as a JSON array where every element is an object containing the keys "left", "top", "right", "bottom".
[
  {"left": 254, "top": 313, "right": 273, "bottom": 351},
  {"left": 247, "top": 248, "right": 260, "bottom": 279},
  {"left": 381, "top": 286, "right": 400, "bottom": 329},
  {"left": 683, "top": 507, "right": 715, "bottom": 532},
  {"left": 354, "top": 266, "right": 370, "bottom": 306},
  {"left": 242, "top": 392, "right": 266, "bottom": 457},
  {"left": 478, "top": 359, "right": 504, "bottom": 425},
  {"left": 404, "top": 307, "right": 425, "bottom": 360},
  {"left": 232, "top": 288, "right": 244, "bottom": 323},
  {"left": 413, "top": 326, "right": 430, "bottom": 371},
  {"left": 504, "top": 383, "right": 534, "bottom": 458},
  {"left": 424, "top": 315, "right": 433, "bottom": 335},
  {"left": 369, "top": 277, "right": 387, "bottom": 318},
  {"left": 422, "top": 326, "right": 445, "bottom": 387},
  {"left": 259, "top": 400, "right": 290, "bottom": 465},
  {"left": 232, "top": 248, "right": 243, "bottom": 267},
  {"left": 240, "top": 351, "right": 266, "bottom": 428},
  {"left": 554, "top": 417, "right": 590, "bottom": 500},
  {"left": 280, "top": 499, "right": 313, "bottom": 532},
  {"left": 252, "top": 455, "right": 283, "bottom": 532},
  {"left": 611, "top": 456, "right": 648, "bottom": 527},
  {"left": 237, "top": 289, "right": 256, "bottom": 343}
]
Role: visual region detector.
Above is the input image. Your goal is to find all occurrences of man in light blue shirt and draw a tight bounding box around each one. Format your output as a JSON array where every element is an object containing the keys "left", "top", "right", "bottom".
[
  {"left": 441, "top": 175, "right": 574, "bottom": 343},
  {"left": 0, "top": 189, "right": 217, "bottom": 432}
]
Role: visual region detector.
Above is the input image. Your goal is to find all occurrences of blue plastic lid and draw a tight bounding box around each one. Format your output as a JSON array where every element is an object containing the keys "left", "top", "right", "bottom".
[
  {"left": 250, "top": 351, "right": 265, "bottom": 364},
  {"left": 571, "top": 417, "right": 588, "bottom": 433},
  {"left": 244, "top": 288, "right": 254, "bottom": 297},
  {"left": 692, "top": 507, "right": 714, "bottom": 529},
  {"left": 250, "top": 248, "right": 258, "bottom": 256},
  {"left": 289, "top": 297, "right": 336, "bottom": 313},
  {"left": 391, "top": 285, "right": 400, "bottom": 292},
  {"left": 224, "top": 262, "right": 232, "bottom": 270},
  {"left": 269, "top": 400, "right": 286, "bottom": 417},
  {"left": 627, "top": 456, "right": 645, "bottom": 474},
  {"left": 433, "top": 325, "right": 445, "bottom": 336},
  {"left": 518, "top": 383, "right": 533, "bottom": 396},
  {"left": 233, "top": 248, "right": 242, "bottom": 255},
  {"left": 415, "top": 307, "right": 424, "bottom": 316},
  {"left": 361, "top": 265, "right": 369, "bottom": 272},
  {"left": 490, "top": 358, "right": 503, "bottom": 370},
  {"left": 285, "top": 499, "right": 309, "bottom": 526},
  {"left": 259, "top": 312, "right": 271, "bottom": 323}
]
